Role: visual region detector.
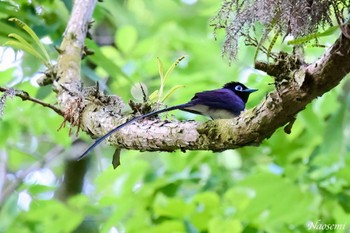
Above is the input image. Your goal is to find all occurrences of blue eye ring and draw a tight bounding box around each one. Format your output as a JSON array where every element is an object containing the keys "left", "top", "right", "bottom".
[{"left": 235, "top": 85, "right": 243, "bottom": 91}]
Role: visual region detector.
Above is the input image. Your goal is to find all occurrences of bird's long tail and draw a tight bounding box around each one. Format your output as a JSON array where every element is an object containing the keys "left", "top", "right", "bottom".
[{"left": 77, "top": 103, "right": 189, "bottom": 160}]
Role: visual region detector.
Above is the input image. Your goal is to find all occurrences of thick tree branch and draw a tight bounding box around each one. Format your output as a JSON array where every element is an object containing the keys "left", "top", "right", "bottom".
[
  {"left": 76, "top": 31, "right": 350, "bottom": 153},
  {"left": 55, "top": 0, "right": 350, "bottom": 154},
  {"left": 56, "top": 0, "right": 96, "bottom": 84},
  {"left": 55, "top": 0, "right": 99, "bottom": 131}
]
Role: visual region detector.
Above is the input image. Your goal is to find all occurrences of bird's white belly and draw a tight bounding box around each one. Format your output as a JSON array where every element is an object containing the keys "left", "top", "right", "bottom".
[{"left": 184, "top": 104, "right": 237, "bottom": 119}]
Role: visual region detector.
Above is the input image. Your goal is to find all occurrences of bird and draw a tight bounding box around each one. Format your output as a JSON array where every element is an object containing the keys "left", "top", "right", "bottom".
[{"left": 78, "top": 81, "right": 257, "bottom": 160}]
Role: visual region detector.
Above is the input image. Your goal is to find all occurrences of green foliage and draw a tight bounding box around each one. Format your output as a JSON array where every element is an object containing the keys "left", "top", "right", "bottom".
[
  {"left": 287, "top": 26, "right": 341, "bottom": 46},
  {"left": 4, "top": 18, "right": 51, "bottom": 67},
  {"left": 0, "top": 1, "right": 350, "bottom": 233},
  {"left": 148, "top": 56, "right": 185, "bottom": 105}
]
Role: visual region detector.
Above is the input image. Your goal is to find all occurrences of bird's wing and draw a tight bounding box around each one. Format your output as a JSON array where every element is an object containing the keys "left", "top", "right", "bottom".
[
  {"left": 191, "top": 88, "right": 245, "bottom": 109},
  {"left": 185, "top": 88, "right": 245, "bottom": 116}
]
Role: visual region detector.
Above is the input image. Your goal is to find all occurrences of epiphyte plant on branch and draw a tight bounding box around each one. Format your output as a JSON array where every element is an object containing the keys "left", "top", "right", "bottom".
[
  {"left": 128, "top": 57, "right": 186, "bottom": 118},
  {"left": 210, "top": 0, "right": 350, "bottom": 61},
  {"left": 4, "top": 18, "right": 52, "bottom": 68},
  {"left": 3, "top": 17, "right": 58, "bottom": 86},
  {"left": 152, "top": 56, "right": 186, "bottom": 104}
]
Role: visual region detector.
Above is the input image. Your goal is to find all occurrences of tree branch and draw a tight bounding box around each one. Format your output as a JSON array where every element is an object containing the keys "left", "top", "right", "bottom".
[
  {"left": 55, "top": 0, "right": 350, "bottom": 154},
  {"left": 54, "top": 0, "right": 99, "bottom": 131},
  {"left": 0, "top": 86, "right": 64, "bottom": 116},
  {"left": 56, "top": 0, "right": 96, "bottom": 84},
  {"left": 76, "top": 30, "right": 350, "bottom": 153}
]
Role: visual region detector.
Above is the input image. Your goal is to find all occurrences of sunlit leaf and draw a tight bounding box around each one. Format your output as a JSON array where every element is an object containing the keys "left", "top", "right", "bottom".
[
  {"left": 157, "top": 57, "right": 165, "bottom": 80},
  {"left": 8, "top": 18, "right": 51, "bottom": 65},
  {"left": 115, "top": 25, "right": 138, "bottom": 54},
  {"left": 3, "top": 40, "right": 47, "bottom": 65},
  {"left": 287, "top": 25, "right": 339, "bottom": 45},
  {"left": 149, "top": 90, "right": 159, "bottom": 103},
  {"left": 209, "top": 217, "right": 243, "bottom": 233},
  {"left": 161, "top": 84, "right": 185, "bottom": 102},
  {"left": 163, "top": 55, "right": 185, "bottom": 84},
  {"left": 155, "top": 56, "right": 185, "bottom": 104}
]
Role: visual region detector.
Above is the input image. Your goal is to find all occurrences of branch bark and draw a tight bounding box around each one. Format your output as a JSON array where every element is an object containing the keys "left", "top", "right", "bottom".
[
  {"left": 55, "top": 1, "right": 350, "bottom": 154},
  {"left": 79, "top": 32, "right": 350, "bottom": 153},
  {"left": 0, "top": 86, "right": 63, "bottom": 116},
  {"left": 54, "top": 0, "right": 99, "bottom": 131}
]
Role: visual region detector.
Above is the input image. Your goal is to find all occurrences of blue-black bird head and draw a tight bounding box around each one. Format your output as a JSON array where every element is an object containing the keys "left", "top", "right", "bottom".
[{"left": 223, "top": 82, "right": 258, "bottom": 103}]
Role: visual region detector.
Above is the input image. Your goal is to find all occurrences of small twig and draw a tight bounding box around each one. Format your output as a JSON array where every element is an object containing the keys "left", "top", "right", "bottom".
[
  {"left": 284, "top": 116, "right": 296, "bottom": 134},
  {"left": 0, "top": 86, "right": 64, "bottom": 116},
  {"left": 112, "top": 149, "right": 121, "bottom": 169},
  {"left": 140, "top": 83, "right": 148, "bottom": 103}
]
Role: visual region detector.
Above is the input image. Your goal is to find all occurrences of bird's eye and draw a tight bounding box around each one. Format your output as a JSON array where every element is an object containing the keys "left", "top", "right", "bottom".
[{"left": 235, "top": 85, "right": 243, "bottom": 91}]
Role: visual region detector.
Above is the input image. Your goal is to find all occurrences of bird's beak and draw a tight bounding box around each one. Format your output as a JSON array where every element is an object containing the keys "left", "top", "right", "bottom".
[{"left": 244, "top": 88, "right": 258, "bottom": 93}]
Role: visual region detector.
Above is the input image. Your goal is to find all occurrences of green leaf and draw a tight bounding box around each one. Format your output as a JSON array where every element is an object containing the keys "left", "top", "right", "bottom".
[
  {"left": 155, "top": 56, "right": 185, "bottom": 104},
  {"left": 24, "top": 199, "right": 84, "bottom": 233},
  {"left": 161, "top": 84, "right": 185, "bottom": 102},
  {"left": 8, "top": 33, "right": 34, "bottom": 52},
  {"left": 223, "top": 187, "right": 253, "bottom": 214},
  {"left": 151, "top": 220, "right": 185, "bottom": 233},
  {"left": 67, "top": 194, "right": 89, "bottom": 209},
  {"left": 153, "top": 193, "right": 192, "bottom": 218},
  {"left": 299, "top": 105, "right": 324, "bottom": 138},
  {"left": 3, "top": 40, "right": 47, "bottom": 65},
  {"left": 209, "top": 218, "right": 242, "bottom": 233},
  {"left": 184, "top": 219, "right": 199, "bottom": 233},
  {"left": 163, "top": 56, "right": 185, "bottom": 84},
  {"left": 0, "top": 67, "right": 15, "bottom": 85},
  {"left": 0, "top": 194, "right": 21, "bottom": 232},
  {"left": 321, "top": 89, "right": 350, "bottom": 157},
  {"left": 189, "top": 192, "right": 220, "bottom": 231},
  {"left": 156, "top": 57, "right": 166, "bottom": 104},
  {"left": 157, "top": 57, "right": 164, "bottom": 80},
  {"left": 27, "top": 184, "right": 55, "bottom": 196},
  {"left": 115, "top": 25, "right": 138, "bottom": 54},
  {"left": 287, "top": 25, "right": 339, "bottom": 45},
  {"left": 85, "top": 40, "right": 129, "bottom": 82},
  {"left": 237, "top": 172, "right": 315, "bottom": 225},
  {"left": 8, "top": 18, "right": 51, "bottom": 65},
  {"left": 267, "top": 30, "right": 279, "bottom": 60},
  {"left": 149, "top": 90, "right": 159, "bottom": 103}
]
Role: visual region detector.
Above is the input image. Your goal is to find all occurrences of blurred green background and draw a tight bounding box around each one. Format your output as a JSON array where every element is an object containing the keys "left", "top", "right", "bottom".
[{"left": 0, "top": 0, "right": 350, "bottom": 233}]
